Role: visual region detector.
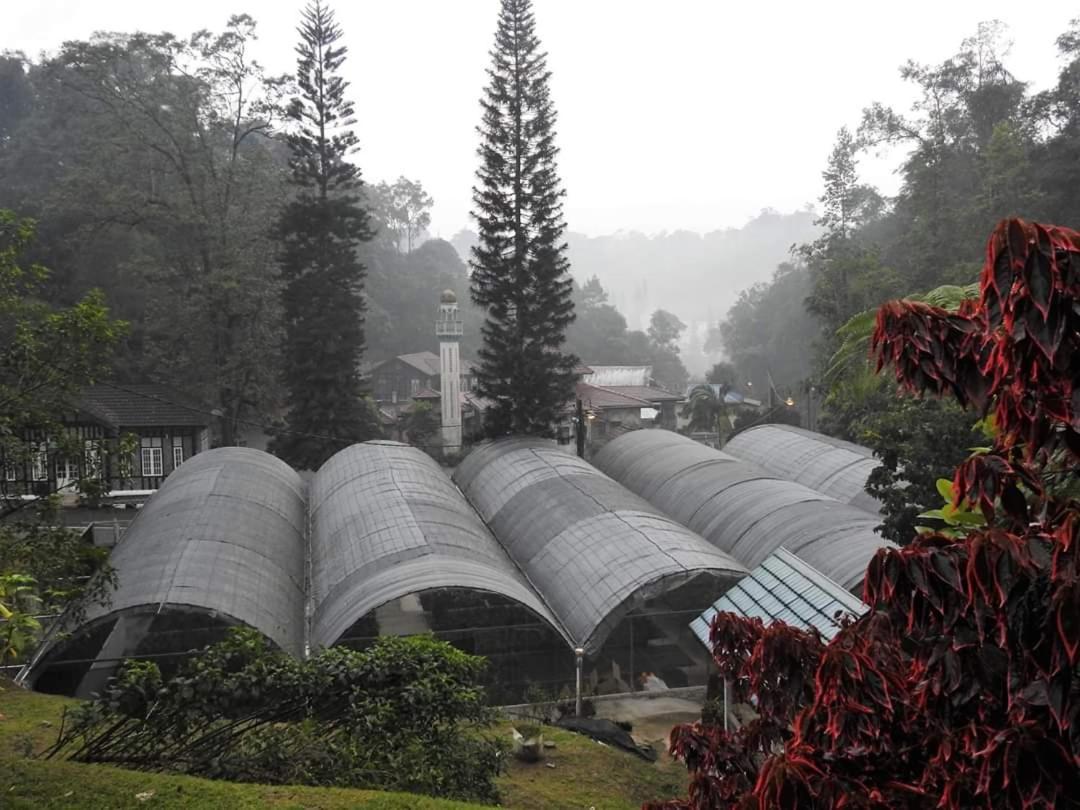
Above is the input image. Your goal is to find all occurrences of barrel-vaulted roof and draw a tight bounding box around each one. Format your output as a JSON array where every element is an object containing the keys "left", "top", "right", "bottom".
[
  {"left": 56, "top": 447, "right": 308, "bottom": 656},
  {"left": 453, "top": 438, "right": 747, "bottom": 655},
  {"left": 308, "top": 441, "right": 568, "bottom": 648},
  {"left": 592, "top": 430, "right": 888, "bottom": 591},
  {"left": 722, "top": 424, "right": 882, "bottom": 514}
]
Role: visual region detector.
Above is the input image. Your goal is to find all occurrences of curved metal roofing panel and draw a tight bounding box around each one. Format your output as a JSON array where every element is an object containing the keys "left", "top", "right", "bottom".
[
  {"left": 67, "top": 447, "right": 308, "bottom": 656},
  {"left": 651, "top": 463, "right": 777, "bottom": 528},
  {"left": 692, "top": 478, "right": 833, "bottom": 556},
  {"left": 723, "top": 425, "right": 881, "bottom": 513},
  {"left": 592, "top": 431, "right": 888, "bottom": 591},
  {"left": 308, "top": 441, "right": 566, "bottom": 648},
  {"left": 454, "top": 438, "right": 747, "bottom": 654},
  {"left": 591, "top": 431, "right": 740, "bottom": 502}
]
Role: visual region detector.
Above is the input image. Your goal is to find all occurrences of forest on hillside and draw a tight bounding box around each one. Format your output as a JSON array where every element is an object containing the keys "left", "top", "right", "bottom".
[
  {"left": 452, "top": 209, "right": 820, "bottom": 375},
  {"left": 712, "top": 19, "right": 1080, "bottom": 542},
  {"left": 0, "top": 17, "right": 814, "bottom": 408},
  {"left": 0, "top": 24, "right": 487, "bottom": 434},
  {"left": 5, "top": 16, "right": 1080, "bottom": 457},
  {"left": 715, "top": 21, "right": 1080, "bottom": 392}
]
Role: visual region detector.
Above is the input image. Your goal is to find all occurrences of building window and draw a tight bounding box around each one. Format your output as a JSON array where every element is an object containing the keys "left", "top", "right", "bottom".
[
  {"left": 172, "top": 441, "right": 184, "bottom": 470},
  {"left": 32, "top": 444, "right": 48, "bottom": 481},
  {"left": 56, "top": 455, "right": 81, "bottom": 490},
  {"left": 141, "top": 447, "right": 163, "bottom": 477},
  {"left": 141, "top": 437, "right": 163, "bottom": 477},
  {"left": 3, "top": 459, "right": 15, "bottom": 481},
  {"left": 410, "top": 378, "right": 420, "bottom": 397}
]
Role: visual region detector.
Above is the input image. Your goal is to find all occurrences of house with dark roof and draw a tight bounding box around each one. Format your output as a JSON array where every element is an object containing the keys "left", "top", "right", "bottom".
[
  {"left": 1, "top": 383, "right": 212, "bottom": 499},
  {"left": 370, "top": 351, "right": 476, "bottom": 414},
  {"left": 576, "top": 380, "right": 683, "bottom": 450}
]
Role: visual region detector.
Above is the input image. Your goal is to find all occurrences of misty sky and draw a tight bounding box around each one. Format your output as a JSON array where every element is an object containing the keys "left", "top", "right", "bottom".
[{"left": 5, "top": 1, "right": 1077, "bottom": 238}]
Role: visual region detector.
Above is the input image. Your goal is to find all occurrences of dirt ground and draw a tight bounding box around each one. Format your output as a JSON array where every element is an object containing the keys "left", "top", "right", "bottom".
[{"left": 591, "top": 695, "right": 702, "bottom": 747}]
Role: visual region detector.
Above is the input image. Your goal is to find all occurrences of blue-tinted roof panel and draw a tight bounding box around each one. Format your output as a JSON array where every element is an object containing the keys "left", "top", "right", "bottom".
[{"left": 690, "top": 548, "right": 868, "bottom": 649}]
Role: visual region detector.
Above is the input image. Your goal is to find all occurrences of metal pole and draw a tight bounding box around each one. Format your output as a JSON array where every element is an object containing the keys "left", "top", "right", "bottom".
[
  {"left": 574, "top": 647, "right": 585, "bottom": 716},
  {"left": 575, "top": 399, "right": 586, "bottom": 458},
  {"left": 723, "top": 678, "right": 730, "bottom": 731}
]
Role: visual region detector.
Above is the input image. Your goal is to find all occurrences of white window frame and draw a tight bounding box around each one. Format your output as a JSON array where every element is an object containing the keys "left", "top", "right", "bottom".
[
  {"left": 172, "top": 442, "right": 184, "bottom": 470},
  {"left": 141, "top": 446, "right": 163, "bottom": 477},
  {"left": 410, "top": 378, "right": 420, "bottom": 397},
  {"left": 56, "top": 456, "right": 80, "bottom": 490}
]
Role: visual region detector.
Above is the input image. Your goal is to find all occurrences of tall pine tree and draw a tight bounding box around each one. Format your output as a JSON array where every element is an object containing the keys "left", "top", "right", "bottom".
[
  {"left": 271, "top": 1, "right": 380, "bottom": 469},
  {"left": 470, "top": 0, "right": 577, "bottom": 437}
]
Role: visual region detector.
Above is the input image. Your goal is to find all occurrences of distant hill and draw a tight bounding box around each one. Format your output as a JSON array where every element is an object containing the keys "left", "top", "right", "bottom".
[{"left": 452, "top": 209, "right": 821, "bottom": 374}]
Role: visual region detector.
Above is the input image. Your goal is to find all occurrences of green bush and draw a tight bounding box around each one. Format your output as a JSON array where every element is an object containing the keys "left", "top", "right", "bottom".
[{"left": 47, "top": 629, "right": 506, "bottom": 804}]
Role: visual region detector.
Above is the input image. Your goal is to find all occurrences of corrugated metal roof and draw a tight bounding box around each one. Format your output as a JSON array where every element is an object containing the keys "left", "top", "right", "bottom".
[
  {"left": 308, "top": 441, "right": 568, "bottom": 648},
  {"left": 453, "top": 438, "right": 746, "bottom": 655},
  {"left": 723, "top": 424, "right": 882, "bottom": 514},
  {"left": 583, "top": 366, "right": 653, "bottom": 387},
  {"left": 396, "top": 351, "right": 441, "bottom": 376},
  {"left": 577, "top": 383, "right": 654, "bottom": 410},
  {"left": 690, "top": 548, "right": 867, "bottom": 646},
  {"left": 605, "top": 385, "right": 683, "bottom": 402},
  {"left": 592, "top": 430, "right": 889, "bottom": 591}
]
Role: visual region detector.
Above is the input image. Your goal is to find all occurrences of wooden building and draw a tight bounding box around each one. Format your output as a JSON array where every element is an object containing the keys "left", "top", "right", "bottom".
[
  {"left": 1, "top": 384, "right": 212, "bottom": 500},
  {"left": 370, "top": 351, "right": 476, "bottom": 413}
]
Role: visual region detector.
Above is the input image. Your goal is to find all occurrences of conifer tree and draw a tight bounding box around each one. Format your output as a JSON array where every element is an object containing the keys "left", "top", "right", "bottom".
[
  {"left": 470, "top": 0, "right": 577, "bottom": 437},
  {"left": 271, "top": 1, "right": 379, "bottom": 469}
]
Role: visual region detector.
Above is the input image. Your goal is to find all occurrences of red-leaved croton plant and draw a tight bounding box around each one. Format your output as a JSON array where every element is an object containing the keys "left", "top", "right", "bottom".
[{"left": 648, "top": 219, "right": 1080, "bottom": 809}]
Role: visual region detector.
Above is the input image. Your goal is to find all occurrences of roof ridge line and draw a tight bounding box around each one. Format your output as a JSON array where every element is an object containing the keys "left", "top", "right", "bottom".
[{"left": 578, "top": 382, "right": 655, "bottom": 406}]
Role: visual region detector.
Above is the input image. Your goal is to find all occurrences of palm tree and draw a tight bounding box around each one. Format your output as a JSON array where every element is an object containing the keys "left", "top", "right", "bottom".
[{"left": 682, "top": 384, "right": 730, "bottom": 445}]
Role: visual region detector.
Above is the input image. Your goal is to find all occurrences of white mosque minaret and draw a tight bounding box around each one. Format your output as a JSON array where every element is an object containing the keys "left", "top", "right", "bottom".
[{"left": 435, "top": 289, "right": 463, "bottom": 452}]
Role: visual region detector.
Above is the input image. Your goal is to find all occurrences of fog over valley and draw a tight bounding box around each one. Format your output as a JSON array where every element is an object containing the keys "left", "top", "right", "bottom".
[{"left": 5, "top": 2, "right": 1074, "bottom": 368}]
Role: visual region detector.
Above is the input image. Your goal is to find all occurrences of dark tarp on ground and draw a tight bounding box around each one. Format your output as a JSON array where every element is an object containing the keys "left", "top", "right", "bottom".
[{"left": 555, "top": 716, "right": 658, "bottom": 761}]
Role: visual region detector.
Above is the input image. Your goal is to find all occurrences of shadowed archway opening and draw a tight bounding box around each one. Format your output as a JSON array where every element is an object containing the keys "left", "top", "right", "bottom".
[{"left": 330, "top": 587, "right": 575, "bottom": 705}]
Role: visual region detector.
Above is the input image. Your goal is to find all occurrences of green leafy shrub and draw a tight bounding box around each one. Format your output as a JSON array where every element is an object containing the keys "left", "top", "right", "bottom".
[{"left": 47, "top": 629, "right": 506, "bottom": 804}]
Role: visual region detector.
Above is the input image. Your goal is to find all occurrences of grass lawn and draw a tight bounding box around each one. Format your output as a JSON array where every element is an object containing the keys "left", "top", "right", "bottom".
[{"left": 0, "top": 681, "right": 688, "bottom": 809}]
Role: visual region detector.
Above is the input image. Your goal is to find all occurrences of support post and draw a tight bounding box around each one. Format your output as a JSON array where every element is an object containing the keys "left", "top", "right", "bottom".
[
  {"left": 723, "top": 678, "right": 730, "bottom": 732},
  {"left": 575, "top": 399, "right": 586, "bottom": 458},
  {"left": 75, "top": 612, "right": 155, "bottom": 699},
  {"left": 574, "top": 647, "right": 585, "bottom": 716}
]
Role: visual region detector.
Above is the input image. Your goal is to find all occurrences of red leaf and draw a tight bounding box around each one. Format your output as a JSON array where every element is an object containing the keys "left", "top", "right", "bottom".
[{"left": 1054, "top": 581, "right": 1080, "bottom": 665}]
